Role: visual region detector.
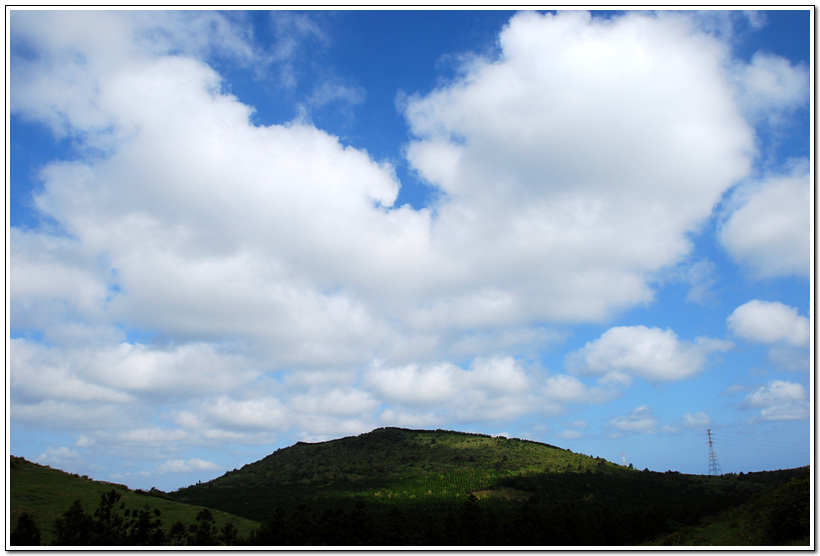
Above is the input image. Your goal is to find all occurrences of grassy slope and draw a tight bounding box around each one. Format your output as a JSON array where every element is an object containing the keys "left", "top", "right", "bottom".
[{"left": 9, "top": 456, "right": 260, "bottom": 545}]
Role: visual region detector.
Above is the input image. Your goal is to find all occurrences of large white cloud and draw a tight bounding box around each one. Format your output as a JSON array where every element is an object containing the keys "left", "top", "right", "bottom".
[
  {"left": 9, "top": 10, "right": 772, "bottom": 359},
  {"left": 9, "top": 10, "right": 806, "bottom": 480},
  {"left": 566, "top": 325, "right": 732, "bottom": 383},
  {"left": 10, "top": 11, "right": 258, "bottom": 138},
  {"left": 403, "top": 10, "right": 754, "bottom": 322}
]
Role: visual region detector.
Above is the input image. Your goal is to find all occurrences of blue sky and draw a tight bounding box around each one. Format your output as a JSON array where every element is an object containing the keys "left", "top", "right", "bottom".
[{"left": 8, "top": 9, "right": 812, "bottom": 492}]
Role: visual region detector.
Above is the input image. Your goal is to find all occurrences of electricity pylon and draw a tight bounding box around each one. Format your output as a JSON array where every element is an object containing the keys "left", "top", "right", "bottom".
[{"left": 707, "top": 429, "right": 722, "bottom": 476}]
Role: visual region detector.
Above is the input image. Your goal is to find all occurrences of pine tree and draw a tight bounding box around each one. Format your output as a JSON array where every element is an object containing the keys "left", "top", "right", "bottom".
[{"left": 10, "top": 513, "right": 41, "bottom": 546}]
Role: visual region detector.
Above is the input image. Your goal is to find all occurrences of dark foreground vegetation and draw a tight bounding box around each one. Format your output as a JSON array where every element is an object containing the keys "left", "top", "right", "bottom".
[{"left": 10, "top": 428, "right": 811, "bottom": 546}]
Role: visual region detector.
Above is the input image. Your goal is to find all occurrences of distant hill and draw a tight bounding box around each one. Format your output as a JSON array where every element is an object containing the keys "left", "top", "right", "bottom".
[
  {"left": 8, "top": 456, "right": 260, "bottom": 546},
  {"left": 167, "top": 427, "right": 809, "bottom": 546}
]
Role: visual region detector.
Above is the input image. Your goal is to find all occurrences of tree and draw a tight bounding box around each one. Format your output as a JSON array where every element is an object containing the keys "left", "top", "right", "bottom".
[
  {"left": 167, "top": 520, "right": 189, "bottom": 546},
  {"left": 285, "top": 504, "right": 317, "bottom": 545},
  {"left": 381, "top": 507, "right": 407, "bottom": 545},
  {"left": 249, "top": 507, "right": 287, "bottom": 545},
  {"left": 190, "top": 508, "right": 218, "bottom": 545},
  {"left": 93, "top": 490, "right": 127, "bottom": 544},
  {"left": 126, "top": 504, "right": 165, "bottom": 545},
  {"left": 10, "top": 513, "right": 41, "bottom": 546},
  {"left": 53, "top": 500, "right": 95, "bottom": 545},
  {"left": 218, "top": 521, "right": 240, "bottom": 545},
  {"left": 317, "top": 508, "right": 349, "bottom": 545},
  {"left": 766, "top": 473, "right": 810, "bottom": 544},
  {"left": 348, "top": 500, "right": 375, "bottom": 545}
]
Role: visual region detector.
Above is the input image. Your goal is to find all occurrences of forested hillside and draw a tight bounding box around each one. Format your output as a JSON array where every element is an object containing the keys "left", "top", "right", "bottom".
[{"left": 171, "top": 427, "right": 628, "bottom": 518}]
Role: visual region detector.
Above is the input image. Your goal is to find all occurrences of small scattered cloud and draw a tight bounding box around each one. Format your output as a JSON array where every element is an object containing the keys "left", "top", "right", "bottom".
[
  {"left": 289, "top": 387, "right": 378, "bottom": 417},
  {"left": 719, "top": 162, "right": 810, "bottom": 279},
  {"left": 558, "top": 429, "right": 584, "bottom": 440},
  {"left": 731, "top": 51, "right": 809, "bottom": 125},
  {"left": 309, "top": 79, "right": 366, "bottom": 108},
  {"left": 362, "top": 355, "right": 626, "bottom": 425},
  {"left": 682, "top": 259, "right": 718, "bottom": 305},
  {"left": 758, "top": 403, "right": 809, "bottom": 422},
  {"left": 558, "top": 419, "right": 588, "bottom": 440},
  {"left": 722, "top": 383, "right": 747, "bottom": 396},
  {"left": 682, "top": 411, "right": 712, "bottom": 430},
  {"left": 742, "top": 380, "right": 805, "bottom": 408},
  {"left": 609, "top": 406, "right": 659, "bottom": 435},
  {"left": 727, "top": 299, "right": 810, "bottom": 375},
  {"left": 543, "top": 374, "right": 616, "bottom": 405},
  {"left": 365, "top": 356, "right": 531, "bottom": 408},
  {"left": 686, "top": 10, "right": 766, "bottom": 41},
  {"left": 768, "top": 345, "right": 810, "bottom": 373},
  {"left": 38, "top": 446, "right": 80, "bottom": 466},
  {"left": 119, "top": 427, "right": 191, "bottom": 447},
  {"left": 727, "top": 299, "right": 809, "bottom": 346},
  {"left": 741, "top": 380, "right": 808, "bottom": 422},
  {"left": 205, "top": 397, "right": 289, "bottom": 431},
  {"left": 566, "top": 325, "right": 732, "bottom": 383},
  {"left": 76, "top": 435, "right": 96, "bottom": 447},
  {"left": 156, "top": 458, "right": 221, "bottom": 473}
]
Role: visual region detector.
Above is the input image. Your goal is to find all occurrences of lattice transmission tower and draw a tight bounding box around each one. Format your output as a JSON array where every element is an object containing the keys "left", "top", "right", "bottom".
[{"left": 707, "top": 429, "right": 722, "bottom": 476}]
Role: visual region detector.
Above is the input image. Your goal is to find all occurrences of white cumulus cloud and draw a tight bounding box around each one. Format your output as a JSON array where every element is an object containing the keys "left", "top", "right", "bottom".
[
  {"left": 610, "top": 406, "right": 659, "bottom": 434},
  {"left": 682, "top": 411, "right": 712, "bottom": 429},
  {"left": 566, "top": 325, "right": 732, "bottom": 383},
  {"left": 741, "top": 380, "right": 808, "bottom": 422},
  {"left": 403, "top": 10, "right": 754, "bottom": 323},
  {"left": 742, "top": 380, "right": 805, "bottom": 408},
  {"left": 8, "top": 9, "right": 808, "bottom": 482},
  {"left": 157, "top": 458, "right": 221, "bottom": 473},
  {"left": 38, "top": 446, "right": 80, "bottom": 465},
  {"left": 727, "top": 300, "right": 809, "bottom": 346},
  {"left": 719, "top": 163, "right": 811, "bottom": 278},
  {"left": 732, "top": 51, "right": 809, "bottom": 124}
]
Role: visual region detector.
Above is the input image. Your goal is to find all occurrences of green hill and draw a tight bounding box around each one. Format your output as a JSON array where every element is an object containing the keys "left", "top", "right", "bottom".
[
  {"left": 8, "top": 455, "right": 260, "bottom": 546},
  {"left": 166, "top": 427, "right": 809, "bottom": 546},
  {"left": 170, "top": 427, "right": 628, "bottom": 518}
]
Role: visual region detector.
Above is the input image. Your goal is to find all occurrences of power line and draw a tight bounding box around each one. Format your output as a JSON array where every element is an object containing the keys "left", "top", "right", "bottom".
[{"left": 718, "top": 432, "right": 807, "bottom": 455}]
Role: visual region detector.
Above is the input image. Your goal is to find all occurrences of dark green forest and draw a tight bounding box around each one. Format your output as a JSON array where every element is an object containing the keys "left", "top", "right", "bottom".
[{"left": 9, "top": 428, "right": 811, "bottom": 546}]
